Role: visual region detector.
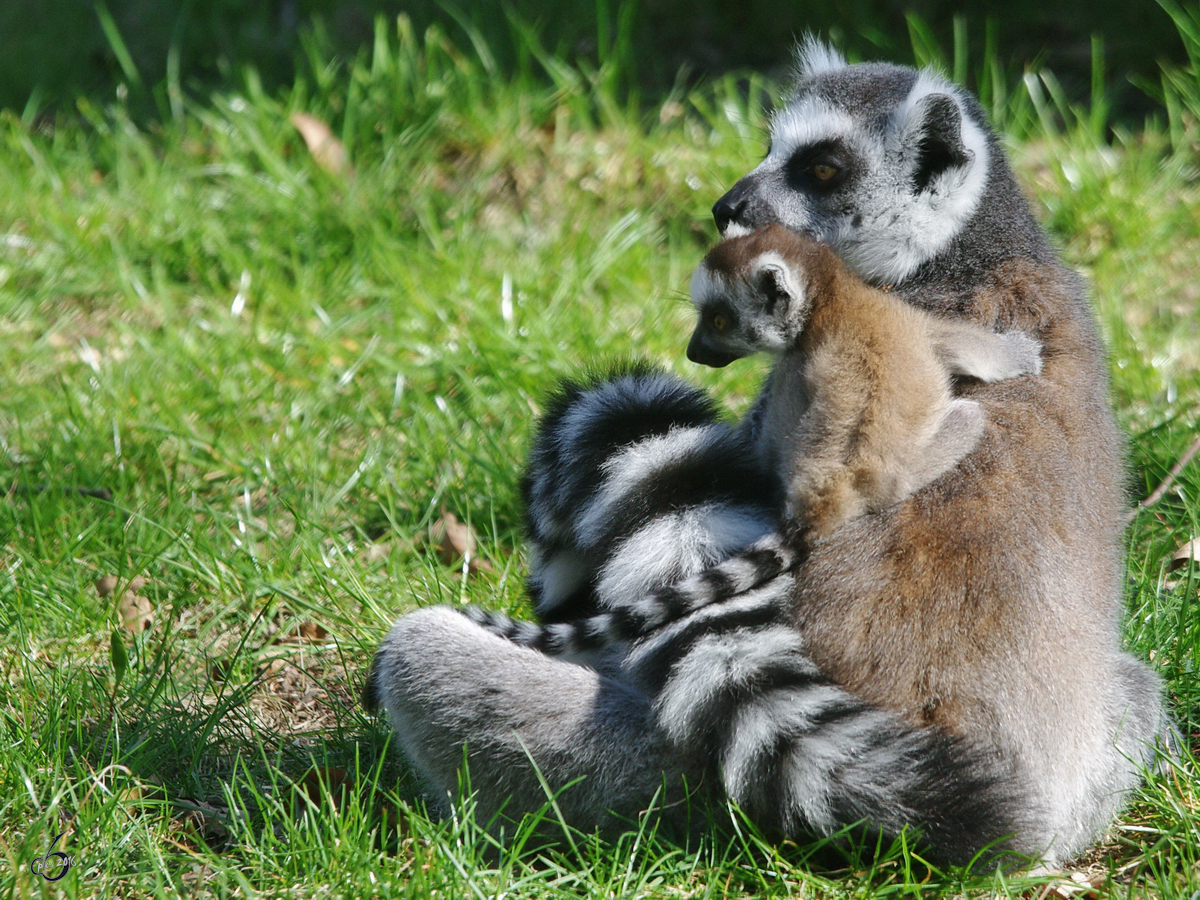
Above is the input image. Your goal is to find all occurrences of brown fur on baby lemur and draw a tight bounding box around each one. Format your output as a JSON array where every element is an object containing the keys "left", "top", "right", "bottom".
[{"left": 689, "top": 223, "right": 1042, "bottom": 539}]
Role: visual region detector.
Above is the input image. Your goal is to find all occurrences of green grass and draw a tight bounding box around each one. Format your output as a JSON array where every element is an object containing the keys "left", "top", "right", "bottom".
[{"left": 2, "top": 12, "right": 1199, "bottom": 899}]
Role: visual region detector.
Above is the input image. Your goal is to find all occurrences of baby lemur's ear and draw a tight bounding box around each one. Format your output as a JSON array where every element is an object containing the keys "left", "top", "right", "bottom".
[{"left": 755, "top": 261, "right": 797, "bottom": 317}]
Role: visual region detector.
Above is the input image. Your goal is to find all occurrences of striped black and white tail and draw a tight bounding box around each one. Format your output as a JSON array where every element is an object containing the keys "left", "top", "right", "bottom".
[
  {"left": 463, "top": 531, "right": 800, "bottom": 661},
  {"left": 519, "top": 363, "right": 782, "bottom": 626},
  {"left": 458, "top": 566, "right": 1029, "bottom": 867},
  {"left": 619, "top": 579, "right": 1031, "bottom": 867}
]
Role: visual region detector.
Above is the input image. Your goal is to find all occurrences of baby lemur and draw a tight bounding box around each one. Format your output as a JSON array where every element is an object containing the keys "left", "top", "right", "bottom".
[{"left": 691, "top": 223, "right": 1042, "bottom": 538}]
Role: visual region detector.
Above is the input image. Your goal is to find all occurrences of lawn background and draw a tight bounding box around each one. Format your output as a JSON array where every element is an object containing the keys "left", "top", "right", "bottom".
[{"left": 1, "top": 2, "right": 1199, "bottom": 897}]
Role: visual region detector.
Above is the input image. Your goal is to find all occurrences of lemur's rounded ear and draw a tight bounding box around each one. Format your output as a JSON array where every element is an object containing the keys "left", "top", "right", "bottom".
[
  {"left": 757, "top": 264, "right": 793, "bottom": 315},
  {"left": 908, "top": 93, "right": 971, "bottom": 192}
]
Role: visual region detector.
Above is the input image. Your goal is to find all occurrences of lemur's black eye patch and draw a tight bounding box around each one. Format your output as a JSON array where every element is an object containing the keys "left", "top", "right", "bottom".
[
  {"left": 701, "top": 301, "right": 737, "bottom": 334},
  {"left": 785, "top": 139, "right": 854, "bottom": 191}
]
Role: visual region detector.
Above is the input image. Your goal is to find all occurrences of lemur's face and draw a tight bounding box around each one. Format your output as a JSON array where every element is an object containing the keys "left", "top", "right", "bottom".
[
  {"left": 711, "top": 45, "right": 991, "bottom": 288},
  {"left": 686, "top": 267, "right": 755, "bottom": 368},
  {"left": 688, "top": 234, "right": 809, "bottom": 369}
]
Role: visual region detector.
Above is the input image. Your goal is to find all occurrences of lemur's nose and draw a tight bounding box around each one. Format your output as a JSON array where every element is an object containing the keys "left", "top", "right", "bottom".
[
  {"left": 712, "top": 193, "right": 745, "bottom": 235},
  {"left": 712, "top": 175, "right": 767, "bottom": 235}
]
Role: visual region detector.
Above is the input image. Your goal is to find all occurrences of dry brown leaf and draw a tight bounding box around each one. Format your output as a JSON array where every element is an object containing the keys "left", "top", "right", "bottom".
[
  {"left": 429, "top": 512, "right": 494, "bottom": 574},
  {"left": 361, "top": 536, "right": 415, "bottom": 564},
  {"left": 96, "top": 574, "right": 146, "bottom": 598},
  {"left": 118, "top": 590, "right": 154, "bottom": 633},
  {"left": 118, "top": 777, "right": 165, "bottom": 806},
  {"left": 1168, "top": 537, "right": 1200, "bottom": 572},
  {"left": 298, "top": 620, "right": 328, "bottom": 641},
  {"left": 363, "top": 541, "right": 392, "bottom": 564},
  {"left": 289, "top": 112, "right": 354, "bottom": 178},
  {"left": 271, "top": 620, "right": 329, "bottom": 645},
  {"left": 102, "top": 573, "right": 153, "bottom": 632},
  {"left": 430, "top": 512, "right": 473, "bottom": 564},
  {"left": 1033, "top": 870, "right": 1103, "bottom": 900},
  {"left": 1164, "top": 537, "right": 1200, "bottom": 592}
]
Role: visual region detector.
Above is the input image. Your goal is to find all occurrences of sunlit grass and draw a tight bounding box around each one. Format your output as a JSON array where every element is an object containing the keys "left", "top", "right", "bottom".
[{"left": 1, "top": 12, "right": 1197, "bottom": 899}]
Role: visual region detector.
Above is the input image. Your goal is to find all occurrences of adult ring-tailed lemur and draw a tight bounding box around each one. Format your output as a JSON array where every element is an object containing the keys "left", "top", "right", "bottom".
[{"left": 365, "top": 40, "right": 1174, "bottom": 868}]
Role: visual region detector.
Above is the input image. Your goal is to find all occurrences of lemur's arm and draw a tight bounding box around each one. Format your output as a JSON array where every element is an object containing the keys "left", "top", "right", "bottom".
[{"left": 928, "top": 319, "right": 1043, "bottom": 383}]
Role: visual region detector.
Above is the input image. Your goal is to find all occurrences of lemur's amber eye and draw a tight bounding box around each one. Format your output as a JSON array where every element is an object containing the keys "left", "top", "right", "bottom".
[
  {"left": 711, "top": 313, "right": 728, "bottom": 332},
  {"left": 812, "top": 163, "right": 839, "bottom": 181}
]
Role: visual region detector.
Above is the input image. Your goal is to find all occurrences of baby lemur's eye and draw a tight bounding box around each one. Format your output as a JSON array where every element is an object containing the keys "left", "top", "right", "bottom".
[
  {"left": 711, "top": 313, "right": 728, "bottom": 332},
  {"left": 812, "top": 163, "right": 838, "bottom": 181}
]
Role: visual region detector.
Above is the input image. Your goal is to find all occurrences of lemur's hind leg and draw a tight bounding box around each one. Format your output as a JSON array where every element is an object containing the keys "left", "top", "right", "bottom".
[
  {"left": 365, "top": 606, "right": 699, "bottom": 833},
  {"left": 898, "top": 398, "right": 988, "bottom": 493}
]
